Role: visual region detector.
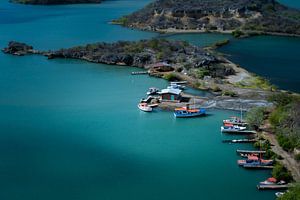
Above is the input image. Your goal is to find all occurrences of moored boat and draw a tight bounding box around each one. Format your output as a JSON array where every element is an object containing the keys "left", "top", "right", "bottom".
[
  {"left": 223, "top": 116, "right": 247, "bottom": 126},
  {"left": 146, "top": 87, "right": 159, "bottom": 96},
  {"left": 241, "top": 159, "right": 274, "bottom": 168},
  {"left": 221, "top": 125, "right": 246, "bottom": 132},
  {"left": 174, "top": 106, "right": 206, "bottom": 118},
  {"left": 138, "top": 103, "right": 153, "bottom": 112}
]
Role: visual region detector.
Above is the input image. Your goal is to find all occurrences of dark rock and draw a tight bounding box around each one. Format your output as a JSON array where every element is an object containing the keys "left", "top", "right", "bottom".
[
  {"left": 2, "top": 41, "right": 33, "bottom": 55},
  {"left": 117, "top": 0, "right": 300, "bottom": 35}
]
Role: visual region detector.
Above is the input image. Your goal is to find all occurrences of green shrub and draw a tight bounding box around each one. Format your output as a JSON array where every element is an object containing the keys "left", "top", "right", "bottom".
[
  {"left": 232, "top": 29, "right": 245, "bottom": 38},
  {"left": 246, "top": 107, "right": 266, "bottom": 130},
  {"left": 278, "top": 183, "right": 300, "bottom": 200},
  {"left": 163, "top": 73, "right": 179, "bottom": 81},
  {"left": 196, "top": 69, "right": 210, "bottom": 79},
  {"left": 272, "top": 163, "right": 293, "bottom": 182},
  {"left": 222, "top": 90, "right": 237, "bottom": 97},
  {"left": 277, "top": 134, "right": 296, "bottom": 152},
  {"left": 294, "top": 154, "right": 300, "bottom": 161}
]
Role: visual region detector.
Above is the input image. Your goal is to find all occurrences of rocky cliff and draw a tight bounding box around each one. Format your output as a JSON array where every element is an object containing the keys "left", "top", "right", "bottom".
[
  {"left": 114, "top": 0, "right": 300, "bottom": 36},
  {"left": 11, "top": 0, "right": 101, "bottom": 5}
]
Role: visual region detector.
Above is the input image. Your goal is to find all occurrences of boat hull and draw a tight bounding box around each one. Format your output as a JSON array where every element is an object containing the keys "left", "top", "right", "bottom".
[
  {"left": 174, "top": 109, "right": 206, "bottom": 118},
  {"left": 138, "top": 104, "right": 153, "bottom": 112}
]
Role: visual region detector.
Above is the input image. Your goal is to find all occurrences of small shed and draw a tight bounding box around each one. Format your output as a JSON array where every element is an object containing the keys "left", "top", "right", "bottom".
[{"left": 160, "top": 88, "right": 182, "bottom": 102}]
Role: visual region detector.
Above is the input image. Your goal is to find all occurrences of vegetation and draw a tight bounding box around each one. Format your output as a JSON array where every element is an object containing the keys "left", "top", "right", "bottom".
[
  {"left": 222, "top": 90, "right": 237, "bottom": 97},
  {"left": 232, "top": 29, "right": 246, "bottom": 38},
  {"left": 268, "top": 93, "right": 300, "bottom": 152},
  {"left": 272, "top": 162, "right": 293, "bottom": 182},
  {"left": 246, "top": 107, "right": 266, "bottom": 130},
  {"left": 278, "top": 183, "right": 300, "bottom": 200},
  {"left": 234, "top": 75, "right": 274, "bottom": 90},
  {"left": 163, "top": 73, "right": 179, "bottom": 81},
  {"left": 117, "top": 0, "right": 300, "bottom": 36}
]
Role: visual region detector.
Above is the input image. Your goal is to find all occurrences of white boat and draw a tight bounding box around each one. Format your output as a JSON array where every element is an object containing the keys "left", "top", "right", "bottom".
[
  {"left": 275, "top": 192, "right": 284, "bottom": 197},
  {"left": 168, "top": 83, "right": 185, "bottom": 90},
  {"left": 138, "top": 103, "right": 153, "bottom": 112},
  {"left": 146, "top": 87, "right": 159, "bottom": 95}
]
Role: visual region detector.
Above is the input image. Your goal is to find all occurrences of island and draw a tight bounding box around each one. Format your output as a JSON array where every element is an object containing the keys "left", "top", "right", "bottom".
[
  {"left": 11, "top": 0, "right": 102, "bottom": 5},
  {"left": 113, "top": 0, "right": 300, "bottom": 37}
]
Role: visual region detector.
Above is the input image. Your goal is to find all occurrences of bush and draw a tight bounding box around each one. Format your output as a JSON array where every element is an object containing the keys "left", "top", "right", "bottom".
[
  {"left": 222, "top": 90, "right": 237, "bottom": 97},
  {"left": 294, "top": 154, "right": 300, "bottom": 161},
  {"left": 232, "top": 29, "right": 245, "bottom": 38},
  {"left": 272, "top": 163, "right": 293, "bottom": 182},
  {"left": 268, "top": 93, "right": 294, "bottom": 107},
  {"left": 277, "top": 134, "right": 296, "bottom": 152},
  {"left": 246, "top": 107, "right": 266, "bottom": 130},
  {"left": 196, "top": 69, "right": 210, "bottom": 79},
  {"left": 278, "top": 183, "right": 300, "bottom": 200},
  {"left": 163, "top": 73, "right": 179, "bottom": 81}
]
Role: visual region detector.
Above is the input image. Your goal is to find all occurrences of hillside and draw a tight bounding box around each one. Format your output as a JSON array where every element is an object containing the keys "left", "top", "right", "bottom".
[{"left": 114, "top": 0, "right": 300, "bottom": 36}]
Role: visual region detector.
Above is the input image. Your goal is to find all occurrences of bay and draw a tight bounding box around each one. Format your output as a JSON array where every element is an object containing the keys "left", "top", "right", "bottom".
[{"left": 0, "top": 0, "right": 288, "bottom": 199}]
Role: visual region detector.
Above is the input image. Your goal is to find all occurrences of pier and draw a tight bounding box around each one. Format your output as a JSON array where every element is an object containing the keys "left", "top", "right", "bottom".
[
  {"left": 131, "top": 71, "right": 149, "bottom": 75},
  {"left": 243, "top": 165, "right": 274, "bottom": 169},
  {"left": 236, "top": 150, "right": 266, "bottom": 154},
  {"left": 257, "top": 184, "right": 289, "bottom": 190},
  {"left": 222, "top": 139, "right": 257, "bottom": 143}
]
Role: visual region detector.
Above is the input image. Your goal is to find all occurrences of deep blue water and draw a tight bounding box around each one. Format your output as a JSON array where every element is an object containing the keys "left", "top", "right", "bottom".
[{"left": 1, "top": 0, "right": 299, "bottom": 200}]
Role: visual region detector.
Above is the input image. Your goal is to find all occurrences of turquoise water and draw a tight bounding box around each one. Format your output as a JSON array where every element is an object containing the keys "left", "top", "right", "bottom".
[
  {"left": 219, "top": 36, "right": 300, "bottom": 92},
  {"left": 166, "top": 33, "right": 300, "bottom": 92},
  {"left": 0, "top": 0, "right": 296, "bottom": 199},
  {"left": 279, "top": 0, "right": 300, "bottom": 9}
]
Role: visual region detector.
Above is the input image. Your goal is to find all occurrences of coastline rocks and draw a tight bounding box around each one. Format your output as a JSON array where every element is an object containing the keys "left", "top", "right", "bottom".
[
  {"left": 2, "top": 41, "right": 33, "bottom": 56},
  {"left": 116, "top": 0, "right": 300, "bottom": 36},
  {"left": 11, "top": 0, "right": 102, "bottom": 5},
  {"left": 2, "top": 39, "right": 235, "bottom": 79}
]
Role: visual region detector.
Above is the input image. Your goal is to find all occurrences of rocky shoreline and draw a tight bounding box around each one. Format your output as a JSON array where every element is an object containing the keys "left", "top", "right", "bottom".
[
  {"left": 2, "top": 40, "right": 275, "bottom": 111},
  {"left": 114, "top": 0, "right": 300, "bottom": 37}
]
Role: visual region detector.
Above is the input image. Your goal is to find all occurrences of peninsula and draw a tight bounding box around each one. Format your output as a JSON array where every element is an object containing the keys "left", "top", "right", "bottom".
[
  {"left": 11, "top": 0, "right": 102, "bottom": 5},
  {"left": 113, "top": 0, "right": 300, "bottom": 36}
]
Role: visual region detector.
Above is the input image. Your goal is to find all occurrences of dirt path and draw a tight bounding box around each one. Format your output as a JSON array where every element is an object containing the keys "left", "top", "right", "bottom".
[{"left": 263, "top": 132, "right": 300, "bottom": 182}]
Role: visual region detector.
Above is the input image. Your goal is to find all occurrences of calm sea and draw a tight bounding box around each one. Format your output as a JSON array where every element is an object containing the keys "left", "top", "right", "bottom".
[{"left": 1, "top": 0, "right": 299, "bottom": 199}]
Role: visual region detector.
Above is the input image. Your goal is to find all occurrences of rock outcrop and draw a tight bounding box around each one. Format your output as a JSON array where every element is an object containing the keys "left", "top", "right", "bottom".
[
  {"left": 114, "top": 0, "right": 300, "bottom": 36},
  {"left": 2, "top": 39, "right": 235, "bottom": 79},
  {"left": 11, "top": 0, "right": 101, "bottom": 5}
]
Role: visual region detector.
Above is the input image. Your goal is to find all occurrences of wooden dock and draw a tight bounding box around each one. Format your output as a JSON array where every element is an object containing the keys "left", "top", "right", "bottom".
[
  {"left": 243, "top": 165, "right": 274, "bottom": 169},
  {"left": 236, "top": 150, "right": 266, "bottom": 154},
  {"left": 257, "top": 184, "right": 289, "bottom": 190},
  {"left": 131, "top": 71, "right": 149, "bottom": 75},
  {"left": 222, "top": 139, "right": 257, "bottom": 143}
]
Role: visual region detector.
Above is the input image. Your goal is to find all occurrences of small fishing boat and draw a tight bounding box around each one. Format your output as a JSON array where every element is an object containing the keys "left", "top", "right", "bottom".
[
  {"left": 221, "top": 125, "right": 246, "bottom": 132},
  {"left": 138, "top": 103, "right": 153, "bottom": 112},
  {"left": 168, "top": 83, "right": 185, "bottom": 90},
  {"left": 259, "top": 177, "right": 286, "bottom": 185},
  {"left": 242, "top": 159, "right": 274, "bottom": 168},
  {"left": 174, "top": 106, "right": 206, "bottom": 118},
  {"left": 223, "top": 116, "right": 247, "bottom": 126},
  {"left": 146, "top": 87, "right": 159, "bottom": 96},
  {"left": 275, "top": 192, "right": 285, "bottom": 197},
  {"left": 239, "top": 153, "right": 259, "bottom": 158}
]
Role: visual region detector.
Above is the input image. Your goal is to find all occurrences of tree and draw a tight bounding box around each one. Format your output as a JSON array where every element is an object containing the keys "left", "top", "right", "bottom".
[
  {"left": 278, "top": 183, "right": 300, "bottom": 200},
  {"left": 246, "top": 107, "right": 266, "bottom": 130}
]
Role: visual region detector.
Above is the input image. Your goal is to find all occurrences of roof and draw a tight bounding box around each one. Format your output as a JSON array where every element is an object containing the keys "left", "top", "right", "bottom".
[{"left": 160, "top": 88, "right": 182, "bottom": 95}]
